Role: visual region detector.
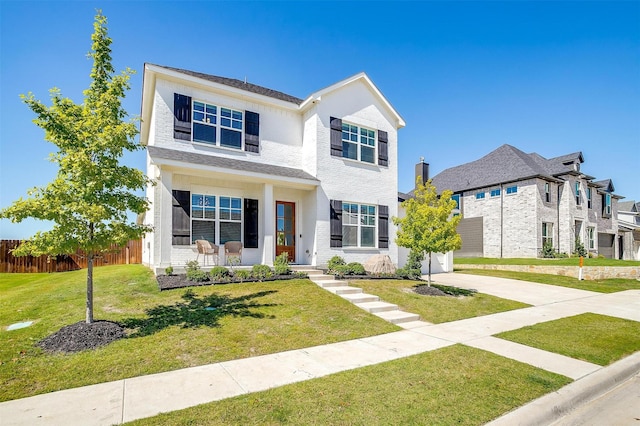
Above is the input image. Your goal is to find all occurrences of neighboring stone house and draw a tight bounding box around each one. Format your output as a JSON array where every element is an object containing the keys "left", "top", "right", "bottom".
[
  {"left": 618, "top": 201, "right": 640, "bottom": 260},
  {"left": 430, "top": 144, "right": 623, "bottom": 258},
  {"left": 140, "top": 64, "right": 406, "bottom": 273}
]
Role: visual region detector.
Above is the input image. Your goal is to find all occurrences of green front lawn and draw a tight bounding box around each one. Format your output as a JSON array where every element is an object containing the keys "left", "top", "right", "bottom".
[
  {"left": 456, "top": 269, "right": 640, "bottom": 293},
  {"left": 0, "top": 265, "right": 399, "bottom": 401},
  {"left": 128, "top": 345, "right": 571, "bottom": 426},
  {"left": 354, "top": 279, "right": 529, "bottom": 323},
  {"left": 455, "top": 257, "right": 640, "bottom": 267},
  {"left": 497, "top": 313, "right": 640, "bottom": 365}
]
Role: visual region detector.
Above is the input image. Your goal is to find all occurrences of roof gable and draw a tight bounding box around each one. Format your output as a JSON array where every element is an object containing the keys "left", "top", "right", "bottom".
[{"left": 299, "top": 72, "right": 405, "bottom": 128}]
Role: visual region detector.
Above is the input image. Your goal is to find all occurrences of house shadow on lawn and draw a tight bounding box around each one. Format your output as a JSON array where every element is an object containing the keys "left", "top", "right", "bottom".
[{"left": 121, "top": 289, "right": 279, "bottom": 338}]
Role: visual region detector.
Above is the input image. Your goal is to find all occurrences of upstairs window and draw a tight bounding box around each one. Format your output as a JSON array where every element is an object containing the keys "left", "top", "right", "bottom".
[
  {"left": 490, "top": 188, "right": 501, "bottom": 197},
  {"left": 174, "top": 93, "right": 254, "bottom": 151},
  {"left": 575, "top": 181, "right": 581, "bottom": 205},
  {"left": 342, "top": 203, "right": 376, "bottom": 247},
  {"left": 544, "top": 183, "right": 551, "bottom": 203},
  {"left": 506, "top": 185, "right": 518, "bottom": 195},
  {"left": 342, "top": 123, "right": 376, "bottom": 164},
  {"left": 603, "top": 193, "right": 612, "bottom": 217},
  {"left": 587, "top": 187, "right": 592, "bottom": 209},
  {"left": 476, "top": 192, "right": 485, "bottom": 200}
]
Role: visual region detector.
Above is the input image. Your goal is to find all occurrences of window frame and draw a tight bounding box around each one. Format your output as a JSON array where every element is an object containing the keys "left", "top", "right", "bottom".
[
  {"left": 575, "top": 181, "right": 581, "bottom": 206},
  {"left": 192, "top": 99, "right": 244, "bottom": 150},
  {"left": 490, "top": 188, "right": 501, "bottom": 197},
  {"left": 342, "top": 202, "right": 377, "bottom": 248},
  {"left": 476, "top": 192, "right": 485, "bottom": 200},
  {"left": 544, "top": 182, "right": 551, "bottom": 203},
  {"left": 587, "top": 226, "right": 595, "bottom": 250},
  {"left": 341, "top": 122, "right": 376, "bottom": 164},
  {"left": 542, "top": 222, "right": 554, "bottom": 247},
  {"left": 587, "top": 187, "right": 592, "bottom": 209},
  {"left": 506, "top": 185, "right": 517, "bottom": 195},
  {"left": 190, "top": 193, "right": 243, "bottom": 245},
  {"left": 603, "top": 193, "right": 612, "bottom": 217}
]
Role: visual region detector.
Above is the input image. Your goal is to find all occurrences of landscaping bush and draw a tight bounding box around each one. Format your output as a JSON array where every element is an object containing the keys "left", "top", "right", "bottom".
[
  {"left": 210, "top": 266, "right": 230, "bottom": 280},
  {"left": 234, "top": 269, "right": 251, "bottom": 282},
  {"left": 185, "top": 260, "right": 200, "bottom": 273},
  {"left": 251, "top": 264, "right": 273, "bottom": 281},
  {"left": 186, "top": 269, "right": 209, "bottom": 282},
  {"left": 165, "top": 265, "right": 174, "bottom": 276},
  {"left": 396, "top": 249, "right": 423, "bottom": 279},
  {"left": 327, "top": 255, "right": 346, "bottom": 273},
  {"left": 274, "top": 252, "right": 291, "bottom": 275},
  {"left": 333, "top": 262, "right": 366, "bottom": 276},
  {"left": 541, "top": 242, "right": 556, "bottom": 258},
  {"left": 574, "top": 238, "right": 587, "bottom": 258}
]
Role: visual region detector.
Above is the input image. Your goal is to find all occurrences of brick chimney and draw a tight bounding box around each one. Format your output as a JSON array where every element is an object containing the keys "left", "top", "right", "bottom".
[{"left": 415, "top": 157, "right": 429, "bottom": 188}]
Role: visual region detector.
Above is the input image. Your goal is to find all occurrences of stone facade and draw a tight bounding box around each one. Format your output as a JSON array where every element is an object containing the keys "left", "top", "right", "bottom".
[{"left": 456, "top": 263, "right": 639, "bottom": 281}]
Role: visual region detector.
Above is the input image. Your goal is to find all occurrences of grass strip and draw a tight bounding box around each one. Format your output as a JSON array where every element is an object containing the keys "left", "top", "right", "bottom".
[
  {"left": 455, "top": 269, "right": 640, "bottom": 293},
  {"left": 0, "top": 265, "right": 398, "bottom": 401},
  {"left": 128, "top": 345, "right": 571, "bottom": 426},
  {"left": 354, "top": 279, "right": 529, "bottom": 323},
  {"left": 497, "top": 313, "right": 640, "bottom": 365},
  {"left": 454, "top": 257, "right": 640, "bottom": 267}
]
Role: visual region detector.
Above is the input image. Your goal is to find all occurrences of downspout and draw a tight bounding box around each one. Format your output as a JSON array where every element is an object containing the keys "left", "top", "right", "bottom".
[
  {"left": 500, "top": 183, "right": 504, "bottom": 258},
  {"left": 557, "top": 182, "right": 561, "bottom": 254}
]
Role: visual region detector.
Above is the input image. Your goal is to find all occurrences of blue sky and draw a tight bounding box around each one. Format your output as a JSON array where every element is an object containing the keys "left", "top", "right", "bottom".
[{"left": 1, "top": 1, "right": 639, "bottom": 239}]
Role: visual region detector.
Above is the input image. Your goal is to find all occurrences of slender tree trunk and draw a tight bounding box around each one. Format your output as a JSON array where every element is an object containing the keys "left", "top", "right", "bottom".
[
  {"left": 86, "top": 253, "right": 94, "bottom": 324},
  {"left": 428, "top": 252, "right": 432, "bottom": 286}
]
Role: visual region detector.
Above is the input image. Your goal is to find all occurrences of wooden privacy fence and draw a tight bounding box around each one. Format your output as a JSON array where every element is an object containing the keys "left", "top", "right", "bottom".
[{"left": 0, "top": 239, "right": 142, "bottom": 273}]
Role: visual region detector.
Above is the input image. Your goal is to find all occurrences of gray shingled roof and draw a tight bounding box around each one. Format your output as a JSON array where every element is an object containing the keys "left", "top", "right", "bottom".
[
  {"left": 150, "top": 64, "right": 305, "bottom": 105},
  {"left": 147, "top": 146, "right": 319, "bottom": 182},
  {"left": 431, "top": 144, "right": 570, "bottom": 193},
  {"left": 618, "top": 200, "right": 639, "bottom": 212}
]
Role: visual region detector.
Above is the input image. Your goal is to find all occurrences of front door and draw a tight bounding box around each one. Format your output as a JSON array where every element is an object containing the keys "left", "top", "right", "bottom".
[{"left": 276, "top": 201, "right": 295, "bottom": 263}]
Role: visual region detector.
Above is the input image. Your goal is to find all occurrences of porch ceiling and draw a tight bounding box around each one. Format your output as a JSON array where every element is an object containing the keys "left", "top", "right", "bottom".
[{"left": 148, "top": 146, "right": 319, "bottom": 189}]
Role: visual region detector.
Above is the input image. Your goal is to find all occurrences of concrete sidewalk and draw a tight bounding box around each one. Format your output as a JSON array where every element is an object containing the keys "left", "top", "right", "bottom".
[{"left": 1, "top": 273, "right": 639, "bottom": 425}]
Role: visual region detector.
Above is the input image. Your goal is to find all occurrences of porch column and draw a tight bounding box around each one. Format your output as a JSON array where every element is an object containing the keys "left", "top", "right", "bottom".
[
  {"left": 262, "top": 183, "right": 275, "bottom": 266},
  {"left": 158, "top": 169, "right": 173, "bottom": 269}
]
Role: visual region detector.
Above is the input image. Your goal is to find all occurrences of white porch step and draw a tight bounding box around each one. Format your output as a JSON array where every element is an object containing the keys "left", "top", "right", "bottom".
[
  {"left": 355, "top": 301, "right": 398, "bottom": 313},
  {"left": 341, "top": 293, "right": 379, "bottom": 304},
  {"left": 374, "top": 310, "right": 420, "bottom": 324},
  {"left": 314, "top": 280, "right": 345, "bottom": 288},
  {"left": 397, "top": 320, "right": 431, "bottom": 329},
  {"left": 326, "top": 286, "right": 362, "bottom": 295},
  {"left": 310, "top": 274, "right": 338, "bottom": 281}
]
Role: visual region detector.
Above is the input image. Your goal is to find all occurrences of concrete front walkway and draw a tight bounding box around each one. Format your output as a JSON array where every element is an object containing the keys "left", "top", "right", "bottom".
[{"left": 1, "top": 273, "right": 639, "bottom": 425}]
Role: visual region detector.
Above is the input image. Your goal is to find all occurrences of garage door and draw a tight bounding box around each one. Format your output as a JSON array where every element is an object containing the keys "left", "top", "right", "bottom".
[
  {"left": 455, "top": 217, "right": 484, "bottom": 257},
  {"left": 598, "top": 233, "right": 615, "bottom": 259}
]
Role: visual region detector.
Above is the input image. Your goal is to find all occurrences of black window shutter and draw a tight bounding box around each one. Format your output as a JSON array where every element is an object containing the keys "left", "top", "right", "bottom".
[
  {"left": 172, "top": 190, "right": 191, "bottom": 245},
  {"left": 244, "top": 111, "right": 260, "bottom": 153},
  {"left": 174, "top": 94, "right": 192, "bottom": 141},
  {"left": 330, "top": 199, "right": 343, "bottom": 248},
  {"left": 244, "top": 198, "right": 259, "bottom": 248},
  {"left": 378, "top": 130, "right": 388, "bottom": 166},
  {"left": 378, "top": 205, "right": 389, "bottom": 248},
  {"left": 330, "top": 117, "right": 343, "bottom": 157}
]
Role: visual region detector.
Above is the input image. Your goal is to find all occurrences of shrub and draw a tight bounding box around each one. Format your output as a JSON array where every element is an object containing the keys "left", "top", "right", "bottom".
[
  {"left": 274, "top": 252, "right": 291, "bottom": 275},
  {"left": 210, "top": 266, "right": 230, "bottom": 280},
  {"left": 396, "top": 266, "right": 422, "bottom": 280},
  {"left": 333, "top": 262, "right": 366, "bottom": 276},
  {"left": 234, "top": 269, "right": 251, "bottom": 282},
  {"left": 165, "top": 265, "right": 174, "bottom": 276},
  {"left": 574, "top": 238, "right": 588, "bottom": 257},
  {"left": 185, "top": 260, "right": 200, "bottom": 273},
  {"left": 186, "top": 269, "right": 209, "bottom": 282},
  {"left": 293, "top": 271, "right": 308, "bottom": 279},
  {"left": 327, "top": 255, "right": 346, "bottom": 273},
  {"left": 541, "top": 242, "right": 556, "bottom": 258},
  {"left": 251, "top": 264, "right": 273, "bottom": 281}
]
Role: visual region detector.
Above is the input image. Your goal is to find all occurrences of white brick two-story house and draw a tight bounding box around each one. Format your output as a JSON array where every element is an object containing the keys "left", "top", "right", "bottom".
[
  {"left": 140, "top": 64, "right": 405, "bottom": 273},
  {"left": 431, "top": 144, "right": 623, "bottom": 258}
]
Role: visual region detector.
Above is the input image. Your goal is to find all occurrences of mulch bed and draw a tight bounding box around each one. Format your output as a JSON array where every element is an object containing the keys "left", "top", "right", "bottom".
[
  {"left": 38, "top": 320, "right": 125, "bottom": 354},
  {"left": 413, "top": 285, "right": 449, "bottom": 296},
  {"left": 156, "top": 274, "right": 304, "bottom": 290}
]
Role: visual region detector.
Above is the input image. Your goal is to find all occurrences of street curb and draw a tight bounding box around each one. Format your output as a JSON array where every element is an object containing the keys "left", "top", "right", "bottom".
[{"left": 486, "top": 351, "right": 640, "bottom": 426}]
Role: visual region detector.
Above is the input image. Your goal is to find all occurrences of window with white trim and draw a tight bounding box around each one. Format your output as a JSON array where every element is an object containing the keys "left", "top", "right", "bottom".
[
  {"left": 587, "top": 227, "right": 595, "bottom": 250},
  {"left": 190, "top": 194, "right": 242, "bottom": 244},
  {"left": 506, "top": 185, "right": 517, "bottom": 195},
  {"left": 192, "top": 101, "right": 243, "bottom": 149},
  {"left": 490, "top": 188, "right": 501, "bottom": 197},
  {"left": 342, "top": 203, "right": 376, "bottom": 247},
  {"left": 575, "top": 181, "right": 581, "bottom": 205},
  {"left": 342, "top": 123, "right": 375, "bottom": 164},
  {"left": 542, "top": 222, "right": 553, "bottom": 247},
  {"left": 587, "top": 187, "right": 592, "bottom": 209},
  {"left": 476, "top": 192, "right": 485, "bottom": 200},
  {"left": 603, "top": 193, "right": 612, "bottom": 216}
]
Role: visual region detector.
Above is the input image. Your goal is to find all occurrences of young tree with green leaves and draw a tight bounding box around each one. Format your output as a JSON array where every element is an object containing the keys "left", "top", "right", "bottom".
[
  {"left": 0, "top": 12, "right": 151, "bottom": 323},
  {"left": 393, "top": 179, "right": 462, "bottom": 285}
]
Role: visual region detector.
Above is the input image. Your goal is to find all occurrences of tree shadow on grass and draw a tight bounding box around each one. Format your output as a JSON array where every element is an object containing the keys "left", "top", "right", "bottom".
[{"left": 121, "top": 289, "right": 279, "bottom": 337}]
